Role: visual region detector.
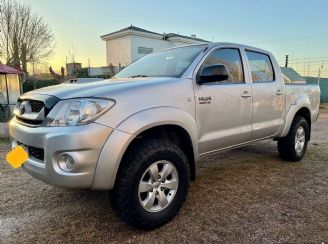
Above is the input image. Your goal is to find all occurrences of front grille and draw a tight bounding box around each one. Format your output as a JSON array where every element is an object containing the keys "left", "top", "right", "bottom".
[
  {"left": 16, "top": 117, "right": 43, "bottom": 125},
  {"left": 17, "top": 142, "right": 44, "bottom": 161},
  {"left": 28, "top": 146, "right": 45, "bottom": 161},
  {"left": 29, "top": 100, "right": 44, "bottom": 112},
  {"left": 16, "top": 95, "right": 60, "bottom": 126}
]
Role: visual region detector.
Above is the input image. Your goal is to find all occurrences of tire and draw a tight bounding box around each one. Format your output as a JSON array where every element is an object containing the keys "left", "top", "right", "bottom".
[
  {"left": 110, "top": 139, "right": 190, "bottom": 230},
  {"left": 278, "top": 116, "right": 309, "bottom": 162}
]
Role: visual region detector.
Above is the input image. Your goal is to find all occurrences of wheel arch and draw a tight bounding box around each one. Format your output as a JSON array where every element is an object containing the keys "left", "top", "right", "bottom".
[
  {"left": 92, "top": 107, "right": 198, "bottom": 190},
  {"left": 118, "top": 124, "right": 196, "bottom": 184},
  {"left": 281, "top": 105, "right": 312, "bottom": 139},
  {"left": 115, "top": 107, "right": 198, "bottom": 185}
]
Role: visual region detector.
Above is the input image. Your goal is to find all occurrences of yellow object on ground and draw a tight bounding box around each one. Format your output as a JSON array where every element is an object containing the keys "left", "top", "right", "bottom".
[{"left": 6, "top": 146, "right": 28, "bottom": 169}]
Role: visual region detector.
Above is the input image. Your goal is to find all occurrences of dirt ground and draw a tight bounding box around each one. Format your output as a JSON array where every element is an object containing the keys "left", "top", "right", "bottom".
[{"left": 1, "top": 106, "right": 328, "bottom": 244}]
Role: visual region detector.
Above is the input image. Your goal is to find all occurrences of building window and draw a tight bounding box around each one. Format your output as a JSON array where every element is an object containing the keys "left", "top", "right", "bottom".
[{"left": 138, "top": 47, "right": 153, "bottom": 54}]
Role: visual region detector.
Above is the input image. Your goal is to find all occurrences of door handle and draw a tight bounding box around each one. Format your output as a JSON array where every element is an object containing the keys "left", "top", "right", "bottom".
[
  {"left": 241, "top": 91, "right": 252, "bottom": 98},
  {"left": 276, "top": 89, "right": 284, "bottom": 95}
]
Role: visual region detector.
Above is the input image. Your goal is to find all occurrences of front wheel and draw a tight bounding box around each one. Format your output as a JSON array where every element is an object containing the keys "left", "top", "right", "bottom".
[
  {"left": 278, "top": 116, "right": 309, "bottom": 162},
  {"left": 110, "top": 139, "right": 190, "bottom": 230}
]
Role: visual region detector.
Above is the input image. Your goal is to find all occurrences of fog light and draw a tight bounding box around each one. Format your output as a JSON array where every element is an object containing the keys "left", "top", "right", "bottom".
[{"left": 58, "top": 154, "right": 75, "bottom": 172}]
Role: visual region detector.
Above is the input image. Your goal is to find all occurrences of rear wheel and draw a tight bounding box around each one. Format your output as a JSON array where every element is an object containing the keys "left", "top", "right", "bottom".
[
  {"left": 278, "top": 116, "right": 309, "bottom": 161},
  {"left": 110, "top": 139, "right": 190, "bottom": 230}
]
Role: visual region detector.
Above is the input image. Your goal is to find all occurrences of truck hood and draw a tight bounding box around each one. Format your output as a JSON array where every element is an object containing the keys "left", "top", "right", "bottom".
[{"left": 26, "top": 77, "right": 180, "bottom": 99}]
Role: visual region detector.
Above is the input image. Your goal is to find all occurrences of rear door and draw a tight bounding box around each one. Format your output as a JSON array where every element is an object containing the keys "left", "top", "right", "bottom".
[
  {"left": 194, "top": 47, "right": 253, "bottom": 154},
  {"left": 245, "top": 50, "right": 285, "bottom": 139}
]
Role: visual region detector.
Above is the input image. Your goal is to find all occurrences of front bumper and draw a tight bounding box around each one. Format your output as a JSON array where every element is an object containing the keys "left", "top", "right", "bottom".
[{"left": 9, "top": 118, "right": 112, "bottom": 189}]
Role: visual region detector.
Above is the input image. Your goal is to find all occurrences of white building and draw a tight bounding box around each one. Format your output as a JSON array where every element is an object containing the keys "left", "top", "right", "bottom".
[{"left": 101, "top": 26, "right": 208, "bottom": 67}]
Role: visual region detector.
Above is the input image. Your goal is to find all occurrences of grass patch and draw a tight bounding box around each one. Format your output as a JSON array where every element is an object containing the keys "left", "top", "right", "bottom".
[{"left": 0, "top": 138, "right": 10, "bottom": 145}]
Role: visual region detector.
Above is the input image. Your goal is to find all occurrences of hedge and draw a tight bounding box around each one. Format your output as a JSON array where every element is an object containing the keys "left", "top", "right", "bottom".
[
  {"left": 23, "top": 79, "right": 60, "bottom": 93},
  {"left": 0, "top": 105, "right": 11, "bottom": 122}
]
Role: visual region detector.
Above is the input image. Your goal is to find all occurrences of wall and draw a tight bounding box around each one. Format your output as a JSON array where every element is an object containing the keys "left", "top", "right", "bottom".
[
  {"left": 130, "top": 35, "right": 205, "bottom": 63},
  {"left": 0, "top": 122, "right": 9, "bottom": 138},
  {"left": 130, "top": 35, "right": 170, "bottom": 62},
  {"left": 305, "top": 77, "right": 328, "bottom": 103},
  {"left": 89, "top": 67, "right": 113, "bottom": 76},
  {"left": 105, "top": 34, "right": 206, "bottom": 66},
  {"left": 106, "top": 36, "right": 132, "bottom": 66}
]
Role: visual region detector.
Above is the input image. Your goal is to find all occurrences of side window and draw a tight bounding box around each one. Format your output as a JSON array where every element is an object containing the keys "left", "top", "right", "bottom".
[
  {"left": 246, "top": 51, "right": 274, "bottom": 82},
  {"left": 200, "top": 48, "right": 244, "bottom": 84}
]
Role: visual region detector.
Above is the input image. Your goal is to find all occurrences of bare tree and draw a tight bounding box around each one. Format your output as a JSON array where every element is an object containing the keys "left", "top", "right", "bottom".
[
  {"left": 67, "top": 43, "right": 79, "bottom": 64},
  {"left": 0, "top": 0, "right": 55, "bottom": 73}
]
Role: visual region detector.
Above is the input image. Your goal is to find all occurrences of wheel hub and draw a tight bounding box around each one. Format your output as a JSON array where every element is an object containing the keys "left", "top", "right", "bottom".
[
  {"left": 295, "top": 126, "right": 306, "bottom": 154},
  {"left": 138, "top": 160, "right": 179, "bottom": 212}
]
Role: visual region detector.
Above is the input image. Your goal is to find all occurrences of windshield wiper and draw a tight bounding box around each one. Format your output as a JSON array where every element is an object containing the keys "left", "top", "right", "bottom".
[{"left": 129, "top": 75, "right": 148, "bottom": 78}]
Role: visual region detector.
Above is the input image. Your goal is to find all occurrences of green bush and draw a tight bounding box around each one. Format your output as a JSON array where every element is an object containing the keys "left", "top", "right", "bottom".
[
  {"left": 0, "top": 104, "right": 11, "bottom": 122},
  {"left": 73, "top": 68, "right": 89, "bottom": 78},
  {"left": 72, "top": 68, "right": 113, "bottom": 79},
  {"left": 23, "top": 78, "right": 60, "bottom": 93}
]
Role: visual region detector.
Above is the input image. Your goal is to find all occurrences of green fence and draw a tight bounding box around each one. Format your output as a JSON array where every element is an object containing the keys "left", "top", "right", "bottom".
[{"left": 305, "top": 77, "right": 328, "bottom": 103}]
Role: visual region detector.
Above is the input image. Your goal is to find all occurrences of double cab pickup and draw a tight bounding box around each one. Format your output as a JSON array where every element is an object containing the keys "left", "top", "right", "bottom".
[{"left": 10, "top": 43, "right": 320, "bottom": 229}]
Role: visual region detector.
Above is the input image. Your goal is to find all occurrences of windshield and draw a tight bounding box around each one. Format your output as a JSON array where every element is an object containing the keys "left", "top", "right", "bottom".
[{"left": 114, "top": 45, "right": 206, "bottom": 78}]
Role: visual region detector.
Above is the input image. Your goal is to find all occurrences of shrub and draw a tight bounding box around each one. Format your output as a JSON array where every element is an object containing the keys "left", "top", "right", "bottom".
[
  {"left": 0, "top": 104, "right": 12, "bottom": 122},
  {"left": 73, "top": 68, "right": 89, "bottom": 78},
  {"left": 23, "top": 78, "right": 60, "bottom": 93}
]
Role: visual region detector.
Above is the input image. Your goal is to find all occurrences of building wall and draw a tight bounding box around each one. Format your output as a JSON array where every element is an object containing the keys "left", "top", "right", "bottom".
[
  {"left": 130, "top": 35, "right": 170, "bottom": 62},
  {"left": 66, "top": 63, "right": 82, "bottom": 76},
  {"left": 105, "top": 34, "right": 205, "bottom": 66},
  {"left": 106, "top": 36, "right": 132, "bottom": 66}
]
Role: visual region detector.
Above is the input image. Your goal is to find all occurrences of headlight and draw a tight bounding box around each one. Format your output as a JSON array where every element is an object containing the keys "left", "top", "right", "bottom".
[{"left": 43, "top": 98, "right": 115, "bottom": 127}]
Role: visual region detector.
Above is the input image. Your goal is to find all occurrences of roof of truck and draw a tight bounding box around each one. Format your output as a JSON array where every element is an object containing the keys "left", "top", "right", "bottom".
[{"left": 208, "top": 42, "right": 272, "bottom": 53}]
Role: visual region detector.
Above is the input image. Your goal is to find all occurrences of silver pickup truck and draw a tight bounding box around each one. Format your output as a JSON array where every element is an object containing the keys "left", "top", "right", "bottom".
[{"left": 9, "top": 43, "right": 320, "bottom": 229}]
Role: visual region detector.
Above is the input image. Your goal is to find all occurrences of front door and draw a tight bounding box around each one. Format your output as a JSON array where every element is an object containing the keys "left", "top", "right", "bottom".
[{"left": 194, "top": 47, "right": 253, "bottom": 154}]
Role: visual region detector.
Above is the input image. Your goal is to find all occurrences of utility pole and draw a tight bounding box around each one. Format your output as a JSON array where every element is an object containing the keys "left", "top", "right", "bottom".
[
  {"left": 318, "top": 64, "right": 323, "bottom": 86},
  {"left": 88, "top": 58, "right": 90, "bottom": 77},
  {"left": 285, "top": 55, "right": 289, "bottom": 68}
]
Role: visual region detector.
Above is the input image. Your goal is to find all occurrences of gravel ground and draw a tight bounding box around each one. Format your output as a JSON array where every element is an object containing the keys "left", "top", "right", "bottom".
[{"left": 1, "top": 106, "right": 328, "bottom": 243}]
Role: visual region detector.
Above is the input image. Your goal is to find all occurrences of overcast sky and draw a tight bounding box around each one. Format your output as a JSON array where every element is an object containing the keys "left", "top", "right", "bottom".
[{"left": 22, "top": 0, "right": 328, "bottom": 76}]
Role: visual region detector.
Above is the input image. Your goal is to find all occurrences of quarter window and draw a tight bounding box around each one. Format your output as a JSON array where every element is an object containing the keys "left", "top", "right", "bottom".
[
  {"left": 200, "top": 48, "right": 244, "bottom": 84},
  {"left": 246, "top": 51, "right": 274, "bottom": 82}
]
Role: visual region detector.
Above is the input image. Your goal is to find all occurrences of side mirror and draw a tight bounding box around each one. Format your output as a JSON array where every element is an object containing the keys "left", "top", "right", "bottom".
[{"left": 198, "top": 64, "right": 229, "bottom": 84}]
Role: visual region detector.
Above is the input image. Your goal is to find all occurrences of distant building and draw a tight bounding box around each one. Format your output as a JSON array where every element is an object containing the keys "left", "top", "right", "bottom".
[
  {"left": 101, "top": 25, "right": 208, "bottom": 66},
  {"left": 88, "top": 66, "right": 116, "bottom": 77},
  {"left": 66, "top": 63, "right": 82, "bottom": 76},
  {"left": 281, "top": 67, "right": 306, "bottom": 84}
]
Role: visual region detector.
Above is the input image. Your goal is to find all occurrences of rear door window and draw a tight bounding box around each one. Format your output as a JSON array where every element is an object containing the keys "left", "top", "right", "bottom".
[{"left": 246, "top": 51, "right": 274, "bottom": 82}]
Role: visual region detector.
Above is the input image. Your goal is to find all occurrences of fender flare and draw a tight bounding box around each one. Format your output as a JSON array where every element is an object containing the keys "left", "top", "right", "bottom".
[
  {"left": 92, "top": 107, "right": 198, "bottom": 190},
  {"left": 280, "top": 95, "right": 311, "bottom": 137},
  {"left": 118, "top": 107, "right": 198, "bottom": 156}
]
